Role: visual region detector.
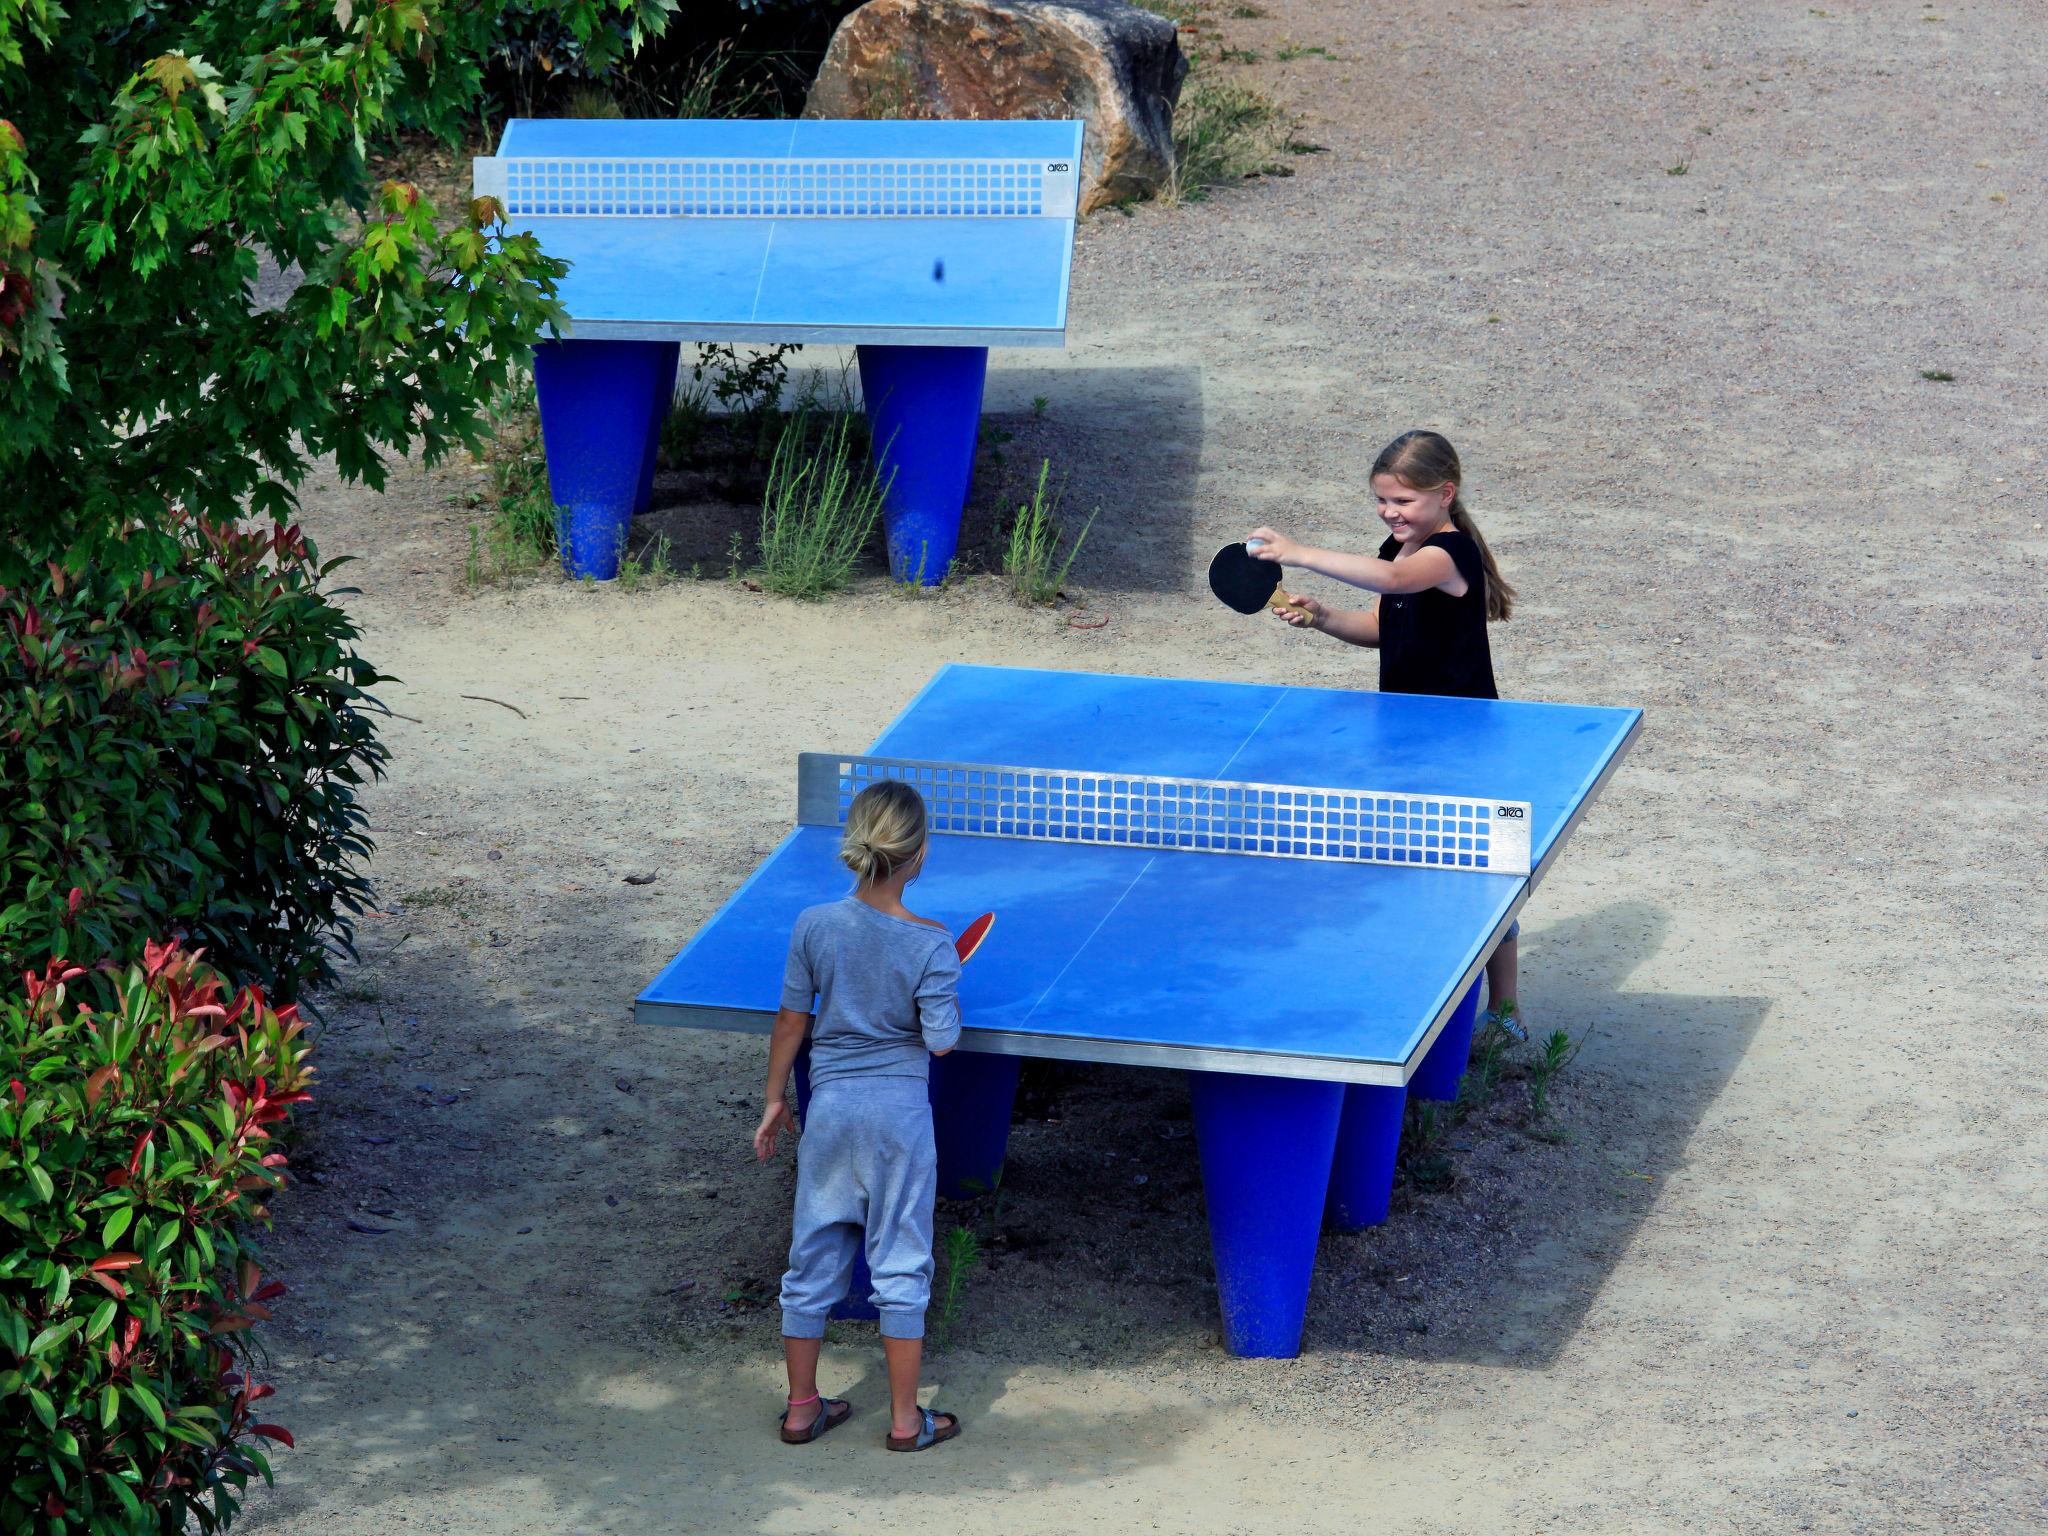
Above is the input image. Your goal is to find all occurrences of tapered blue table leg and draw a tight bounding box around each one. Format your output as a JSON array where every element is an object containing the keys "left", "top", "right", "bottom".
[
  {"left": 855, "top": 344, "right": 988, "bottom": 585},
  {"left": 790, "top": 1041, "right": 878, "bottom": 1321},
  {"left": 1189, "top": 1072, "right": 1345, "bottom": 1358},
  {"left": 532, "top": 338, "right": 676, "bottom": 580},
  {"left": 929, "top": 1050, "right": 1022, "bottom": 1200},
  {"left": 1409, "top": 978, "right": 1484, "bottom": 1103},
  {"left": 633, "top": 343, "right": 681, "bottom": 515},
  {"left": 1325, "top": 1082, "right": 1407, "bottom": 1231}
]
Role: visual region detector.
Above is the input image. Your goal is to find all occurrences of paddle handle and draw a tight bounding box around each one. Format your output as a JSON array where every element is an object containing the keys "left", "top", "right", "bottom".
[{"left": 1246, "top": 540, "right": 1310, "bottom": 620}]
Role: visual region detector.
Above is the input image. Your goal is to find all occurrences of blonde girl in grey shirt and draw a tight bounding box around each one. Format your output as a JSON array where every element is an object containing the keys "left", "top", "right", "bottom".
[{"left": 752, "top": 779, "right": 964, "bottom": 1452}]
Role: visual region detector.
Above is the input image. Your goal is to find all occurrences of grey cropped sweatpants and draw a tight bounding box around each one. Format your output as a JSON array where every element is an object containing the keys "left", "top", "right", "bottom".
[{"left": 779, "top": 1077, "right": 936, "bottom": 1341}]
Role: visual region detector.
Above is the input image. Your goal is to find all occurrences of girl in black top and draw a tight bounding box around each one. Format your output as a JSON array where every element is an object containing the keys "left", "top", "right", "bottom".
[{"left": 1246, "top": 429, "right": 1525, "bottom": 1034}]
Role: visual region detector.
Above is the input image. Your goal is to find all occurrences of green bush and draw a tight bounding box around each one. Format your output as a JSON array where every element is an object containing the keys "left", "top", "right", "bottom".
[
  {"left": 1, "top": 941, "right": 314, "bottom": 1533},
  {"left": 0, "top": 515, "right": 389, "bottom": 1001}
]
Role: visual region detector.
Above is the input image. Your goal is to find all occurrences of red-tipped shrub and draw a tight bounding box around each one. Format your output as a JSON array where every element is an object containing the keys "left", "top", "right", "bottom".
[{"left": 1, "top": 941, "right": 312, "bottom": 1531}]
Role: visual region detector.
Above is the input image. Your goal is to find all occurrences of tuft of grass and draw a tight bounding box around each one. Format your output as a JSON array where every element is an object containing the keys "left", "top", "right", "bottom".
[
  {"left": 1459, "top": 1013, "right": 1515, "bottom": 1115},
  {"left": 890, "top": 550, "right": 960, "bottom": 596},
  {"left": 1526, "top": 1027, "right": 1585, "bottom": 1120},
  {"left": 1030, "top": 394, "right": 1049, "bottom": 418},
  {"left": 1666, "top": 161, "right": 1691, "bottom": 176},
  {"left": 399, "top": 885, "right": 469, "bottom": 914},
  {"left": 660, "top": 371, "right": 714, "bottom": 467},
  {"left": 1170, "top": 77, "right": 1288, "bottom": 202},
  {"left": 1227, "top": 2, "right": 1267, "bottom": 15},
  {"left": 565, "top": 87, "right": 624, "bottom": 120},
  {"left": 670, "top": 40, "right": 772, "bottom": 119},
  {"left": 930, "top": 1225, "right": 984, "bottom": 1350},
  {"left": 754, "top": 407, "right": 888, "bottom": 599},
  {"left": 1920, "top": 369, "right": 1956, "bottom": 382},
  {"left": 616, "top": 534, "right": 675, "bottom": 590},
  {"left": 1004, "top": 460, "right": 1096, "bottom": 605},
  {"left": 1274, "top": 40, "right": 1334, "bottom": 61},
  {"left": 467, "top": 379, "right": 557, "bottom": 584}
]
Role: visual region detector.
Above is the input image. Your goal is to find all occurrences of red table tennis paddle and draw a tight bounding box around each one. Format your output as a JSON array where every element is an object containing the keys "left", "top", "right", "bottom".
[{"left": 955, "top": 911, "right": 995, "bottom": 964}]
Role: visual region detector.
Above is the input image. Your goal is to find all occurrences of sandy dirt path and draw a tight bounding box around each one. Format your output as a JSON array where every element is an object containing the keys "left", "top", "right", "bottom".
[{"left": 241, "top": 2, "right": 2045, "bottom": 1531}]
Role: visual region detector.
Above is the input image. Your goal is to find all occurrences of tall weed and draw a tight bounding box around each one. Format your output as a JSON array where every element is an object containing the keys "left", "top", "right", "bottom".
[
  {"left": 755, "top": 408, "right": 888, "bottom": 599},
  {"left": 1004, "top": 460, "right": 1095, "bottom": 605}
]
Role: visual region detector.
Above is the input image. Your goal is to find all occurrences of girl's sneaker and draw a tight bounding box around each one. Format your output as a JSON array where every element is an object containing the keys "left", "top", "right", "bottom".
[{"left": 1481, "top": 1001, "right": 1528, "bottom": 1044}]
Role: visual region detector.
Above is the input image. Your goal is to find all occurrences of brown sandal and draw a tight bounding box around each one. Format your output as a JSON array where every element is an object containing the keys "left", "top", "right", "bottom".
[
  {"left": 779, "top": 1396, "right": 851, "bottom": 1445},
  {"left": 885, "top": 1406, "right": 960, "bottom": 1452}
]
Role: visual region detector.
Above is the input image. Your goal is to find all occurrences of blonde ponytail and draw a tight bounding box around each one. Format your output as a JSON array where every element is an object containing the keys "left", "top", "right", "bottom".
[{"left": 840, "top": 780, "right": 928, "bottom": 885}]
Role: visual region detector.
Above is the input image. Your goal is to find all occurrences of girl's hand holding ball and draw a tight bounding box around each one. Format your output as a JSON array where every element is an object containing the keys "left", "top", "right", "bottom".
[{"left": 1246, "top": 527, "right": 1303, "bottom": 565}]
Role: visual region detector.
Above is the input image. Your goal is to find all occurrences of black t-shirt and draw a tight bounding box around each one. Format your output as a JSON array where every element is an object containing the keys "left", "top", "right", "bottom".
[{"left": 1375, "top": 530, "right": 1498, "bottom": 700}]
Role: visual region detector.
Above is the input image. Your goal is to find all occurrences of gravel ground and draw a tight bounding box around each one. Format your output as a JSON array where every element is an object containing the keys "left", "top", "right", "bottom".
[{"left": 240, "top": 2, "right": 2045, "bottom": 1532}]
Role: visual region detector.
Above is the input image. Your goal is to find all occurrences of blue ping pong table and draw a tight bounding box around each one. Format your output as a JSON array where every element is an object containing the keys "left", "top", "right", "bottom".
[
  {"left": 637, "top": 665, "right": 1642, "bottom": 1356},
  {"left": 476, "top": 119, "right": 1083, "bottom": 582}
]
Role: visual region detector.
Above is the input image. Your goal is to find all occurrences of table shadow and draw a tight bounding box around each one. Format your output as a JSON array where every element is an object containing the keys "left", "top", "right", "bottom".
[
  {"left": 629, "top": 360, "right": 1204, "bottom": 593},
  {"left": 907, "top": 897, "right": 1767, "bottom": 1373}
]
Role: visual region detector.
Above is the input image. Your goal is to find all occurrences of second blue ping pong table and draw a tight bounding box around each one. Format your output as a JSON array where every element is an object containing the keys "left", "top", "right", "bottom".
[
  {"left": 476, "top": 119, "right": 1084, "bottom": 582},
  {"left": 638, "top": 665, "right": 1641, "bottom": 1357}
]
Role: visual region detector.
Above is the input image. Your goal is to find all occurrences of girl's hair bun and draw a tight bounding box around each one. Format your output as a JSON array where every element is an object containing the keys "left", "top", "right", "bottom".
[{"left": 839, "top": 780, "right": 927, "bottom": 884}]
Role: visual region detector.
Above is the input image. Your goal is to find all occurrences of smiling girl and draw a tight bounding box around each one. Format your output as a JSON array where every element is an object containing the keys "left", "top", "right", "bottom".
[
  {"left": 1247, "top": 429, "right": 1513, "bottom": 698},
  {"left": 1246, "top": 428, "right": 1525, "bottom": 1034}
]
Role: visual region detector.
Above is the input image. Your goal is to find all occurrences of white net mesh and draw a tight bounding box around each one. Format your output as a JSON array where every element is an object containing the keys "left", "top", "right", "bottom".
[
  {"left": 482, "top": 157, "right": 1063, "bottom": 218},
  {"left": 800, "top": 755, "right": 1533, "bottom": 875}
]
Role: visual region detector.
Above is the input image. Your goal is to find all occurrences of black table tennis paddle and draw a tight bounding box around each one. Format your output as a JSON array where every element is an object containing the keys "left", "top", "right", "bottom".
[{"left": 1209, "top": 540, "right": 1308, "bottom": 619}]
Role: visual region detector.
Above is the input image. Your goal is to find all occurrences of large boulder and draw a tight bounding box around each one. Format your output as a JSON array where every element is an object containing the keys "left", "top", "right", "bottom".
[{"left": 803, "top": 0, "right": 1188, "bottom": 213}]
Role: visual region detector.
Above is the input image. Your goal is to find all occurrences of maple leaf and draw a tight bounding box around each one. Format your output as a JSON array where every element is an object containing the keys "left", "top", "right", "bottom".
[{"left": 146, "top": 54, "right": 199, "bottom": 106}]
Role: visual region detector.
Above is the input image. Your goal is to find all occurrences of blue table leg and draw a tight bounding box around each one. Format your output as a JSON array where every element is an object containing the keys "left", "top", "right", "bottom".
[
  {"left": 634, "top": 343, "right": 681, "bottom": 515},
  {"left": 532, "top": 339, "right": 677, "bottom": 581},
  {"left": 1409, "top": 977, "right": 1484, "bottom": 1103},
  {"left": 855, "top": 343, "right": 988, "bottom": 585},
  {"left": 1324, "top": 1082, "right": 1407, "bottom": 1231},
  {"left": 790, "top": 1041, "right": 879, "bottom": 1321},
  {"left": 1189, "top": 1072, "right": 1345, "bottom": 1358},
  {"left": 929, "top": 1049, "right": 1021, "bottom": 1200}
]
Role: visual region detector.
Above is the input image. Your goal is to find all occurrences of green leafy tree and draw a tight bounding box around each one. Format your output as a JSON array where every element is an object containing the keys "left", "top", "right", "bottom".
[
  {"left": 0, "top": 0, "right": 673, "bottom": 571},
  {"left": 0, "top": 1, "right": 675, "bottom": 992}
]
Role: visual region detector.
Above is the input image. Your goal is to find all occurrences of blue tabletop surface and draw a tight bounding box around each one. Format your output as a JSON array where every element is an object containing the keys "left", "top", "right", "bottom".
[
  {"left": 638, "top": 666, "right": 1641, "bottom": 1083},
  {"left": 487, "top": 119, "right": 1082, "bottom": 345}
]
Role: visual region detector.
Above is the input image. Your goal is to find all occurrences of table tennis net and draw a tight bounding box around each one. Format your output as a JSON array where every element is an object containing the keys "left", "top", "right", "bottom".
[
  {"left": 797, "top": 754, "right": 1533, "bottom": 876},
  {"left": 473, "top": 156, "right": 1079, "bottom": 219}
]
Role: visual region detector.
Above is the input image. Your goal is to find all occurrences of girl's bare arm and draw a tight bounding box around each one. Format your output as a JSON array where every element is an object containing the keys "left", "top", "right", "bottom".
[
  {"left": 1249, "top": 527, "right": 1464, "bottom": 597},
  {"left": 1317, "top": 602, "right": 1380, "bottom": 647},
  {"left": 1276, "top": 595, "right": 1379, "bottom": 647},
  {"left": 764, "top": 1006, "right": 809, "bottom": 1104}
]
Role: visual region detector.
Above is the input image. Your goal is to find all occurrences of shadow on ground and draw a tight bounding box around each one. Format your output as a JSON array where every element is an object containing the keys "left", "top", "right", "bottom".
[
  {"left": 250, "top": 860, "right": 1757, "bottom": 1534},
  {"left": 624, "top": 364, "right": 1204, "bottom": 594},
  {"left": 661, "top": 897, "right": 1767, "bottom": 1377}
]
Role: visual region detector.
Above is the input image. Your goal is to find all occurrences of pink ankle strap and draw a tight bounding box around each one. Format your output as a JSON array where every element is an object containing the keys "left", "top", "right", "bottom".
[{"left": 786, "top": 1393, "right": 820, "bottom": 1407}]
